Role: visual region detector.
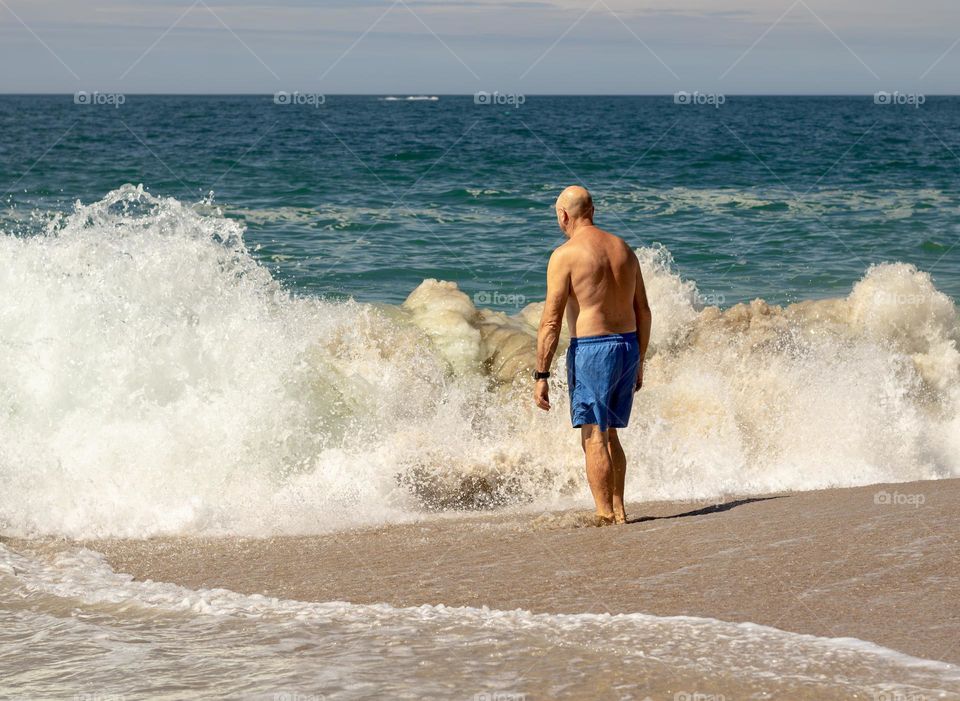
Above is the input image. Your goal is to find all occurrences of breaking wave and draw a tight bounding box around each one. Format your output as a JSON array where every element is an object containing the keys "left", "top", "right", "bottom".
[{"left": 1, "top": 185, "right": 958, "bottom": 537}]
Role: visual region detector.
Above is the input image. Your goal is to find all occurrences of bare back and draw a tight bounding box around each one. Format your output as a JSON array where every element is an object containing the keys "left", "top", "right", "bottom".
[
  {"left": 535, "top": 186, "right": 654, "bottom": 525},
  {"left": 559, "top": 226, "right": 639, "bottom": 337}
]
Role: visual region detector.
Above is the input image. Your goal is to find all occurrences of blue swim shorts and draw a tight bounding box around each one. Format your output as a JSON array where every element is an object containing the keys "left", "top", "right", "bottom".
[{"left": 566, "top": 332, "right": 640, "bottom": 432}]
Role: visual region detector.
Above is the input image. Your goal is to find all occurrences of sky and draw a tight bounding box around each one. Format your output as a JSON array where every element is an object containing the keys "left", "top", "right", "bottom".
[{"left": 0, "top": 0, "right": 958, "bottom": 94}]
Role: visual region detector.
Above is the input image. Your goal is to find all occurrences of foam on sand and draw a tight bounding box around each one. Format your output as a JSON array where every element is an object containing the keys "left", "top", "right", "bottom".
[{"left": 2, "top": 542, "right": 958, "bottom": 699}]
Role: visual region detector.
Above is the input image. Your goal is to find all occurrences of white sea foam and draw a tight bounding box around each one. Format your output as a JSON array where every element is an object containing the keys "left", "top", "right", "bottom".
[
  {"left": 614, "top": 185, "right": 953, "bottom": 218},
  {"left": 0, "top": 186, "right": 958, "bottom": 538},
  {"left": 1, "top": 543, "right": 957, "bottom": 699}
]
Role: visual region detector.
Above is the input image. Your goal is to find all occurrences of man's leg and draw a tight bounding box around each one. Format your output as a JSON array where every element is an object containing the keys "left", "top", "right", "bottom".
[
  {"left": 608, "top": 428, "right": 627, "bottom": 524},
  {"left": 580, "top": 424, "right": 615, "bottom": 523}
]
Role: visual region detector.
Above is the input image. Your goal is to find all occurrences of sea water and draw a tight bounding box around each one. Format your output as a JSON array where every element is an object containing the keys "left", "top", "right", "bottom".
[{"left": 2, "top": 95, "right": 959, "bottom": 698}]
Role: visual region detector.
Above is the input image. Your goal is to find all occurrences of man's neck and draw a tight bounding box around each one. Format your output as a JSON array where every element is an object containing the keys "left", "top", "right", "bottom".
[{"left": 568, "top": 220, "right": 595, "bottom": 238}]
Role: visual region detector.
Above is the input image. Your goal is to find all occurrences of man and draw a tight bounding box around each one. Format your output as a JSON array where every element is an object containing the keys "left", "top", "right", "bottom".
[{"left": 533, "top": 186, "right": 652, "bottom": 526}]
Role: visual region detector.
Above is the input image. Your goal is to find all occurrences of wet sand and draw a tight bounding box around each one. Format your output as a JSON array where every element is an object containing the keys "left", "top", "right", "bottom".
[{"left": 77, "top": 479, "right": 960, "bottom": 665}]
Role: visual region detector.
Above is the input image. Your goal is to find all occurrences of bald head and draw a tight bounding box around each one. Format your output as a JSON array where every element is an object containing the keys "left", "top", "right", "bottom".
[
  {"left": 555, "top": 185, "right": 595, "bottom": 236},
  {"left": 557, "top": 186, "right": 593, "bottom": 218}
]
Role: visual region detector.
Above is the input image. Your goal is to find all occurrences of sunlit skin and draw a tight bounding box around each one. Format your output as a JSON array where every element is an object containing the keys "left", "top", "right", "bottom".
[{"left": 534, "top": 186, "right": 652, "bottom": 525}]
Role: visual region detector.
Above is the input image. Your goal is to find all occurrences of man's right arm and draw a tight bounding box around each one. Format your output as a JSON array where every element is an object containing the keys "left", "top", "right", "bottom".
[
  {"left": 633, "top": 257, "right": 652, "bottom": 389},
  {"left": 536, "top": 248, "right": 570, "bottom": 374},
  {"left": 533, "top": 248, "right": 570, "bottom": 410}
]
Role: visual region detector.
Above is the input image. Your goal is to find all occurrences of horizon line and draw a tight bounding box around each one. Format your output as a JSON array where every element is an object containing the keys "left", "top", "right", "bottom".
[{"left": 0, "top": 92, "right": 955, "bottom": 97}]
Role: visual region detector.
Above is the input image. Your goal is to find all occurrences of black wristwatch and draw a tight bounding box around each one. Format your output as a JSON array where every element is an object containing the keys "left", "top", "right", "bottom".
[{"left": 533, "top": 370, "right": 550, "bottom": 381}]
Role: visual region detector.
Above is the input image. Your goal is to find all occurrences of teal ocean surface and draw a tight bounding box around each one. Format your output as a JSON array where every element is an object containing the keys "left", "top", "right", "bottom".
[{"left": 2, "top": 95, "right": 959, "bottom": 307}]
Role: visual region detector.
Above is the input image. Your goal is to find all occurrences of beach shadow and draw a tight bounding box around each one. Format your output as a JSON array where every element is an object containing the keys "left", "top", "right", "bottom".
[{"left": 627, "top": 496, "right": 786, "bottom": 524}]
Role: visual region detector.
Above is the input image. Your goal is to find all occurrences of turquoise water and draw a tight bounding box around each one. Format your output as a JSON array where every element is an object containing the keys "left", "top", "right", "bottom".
[{"left": 2, "top": 95, "right": 958, "bottom": 308}]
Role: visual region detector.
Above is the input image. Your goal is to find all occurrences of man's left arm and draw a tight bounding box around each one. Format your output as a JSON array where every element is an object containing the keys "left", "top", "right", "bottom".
[
  {"left": 534, "top": 249, "right": 570, "bottom": 411},
  {"left": 633, "top": 256, "right": 652, "bottom": 391}
]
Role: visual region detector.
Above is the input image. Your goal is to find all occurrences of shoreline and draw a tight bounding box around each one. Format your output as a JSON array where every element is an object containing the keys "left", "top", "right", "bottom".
[{"left": 13, "top": 478, "right": 960, "bottom": 666}]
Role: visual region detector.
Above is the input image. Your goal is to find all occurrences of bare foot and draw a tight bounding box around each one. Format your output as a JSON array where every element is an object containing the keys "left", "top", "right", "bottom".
[
  {"left": 593, "top": 513, "right": 616, "bottom": 527},
  {"left": 566, "top": 512, "right": 616, "bottom": 528}
]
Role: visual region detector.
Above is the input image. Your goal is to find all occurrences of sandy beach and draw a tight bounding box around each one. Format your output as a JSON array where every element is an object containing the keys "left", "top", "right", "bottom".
[{"left": 59, "top": 478, "right": 958, "bottom": 667}]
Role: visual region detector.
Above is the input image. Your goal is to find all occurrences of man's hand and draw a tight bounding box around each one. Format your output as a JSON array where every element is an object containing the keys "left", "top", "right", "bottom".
[
  {"left": 534, "top": 379, "right": 551, "bottom": 410},
  {"left": 635, "top": 360, "right": 644, "bottom": 392}
]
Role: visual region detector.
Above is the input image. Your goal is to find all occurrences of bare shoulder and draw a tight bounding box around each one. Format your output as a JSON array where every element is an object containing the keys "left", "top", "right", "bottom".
[
  {"left": 593, "top": 226, "right": 627, "bottom": 246},
  {"left": 547, "top": 241, "right": 575, "bottom": 268},
  {"left": 601, "top": 229, "right": 638, "bottom": 262}
]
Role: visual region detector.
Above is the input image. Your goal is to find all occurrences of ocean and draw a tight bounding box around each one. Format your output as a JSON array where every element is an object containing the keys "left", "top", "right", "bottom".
[
  {"left": 2, "top": 95, "right": 959, "bottom": 698},
  {"left": 3, "top": 95, "right": 960, "bottom": 306}
]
